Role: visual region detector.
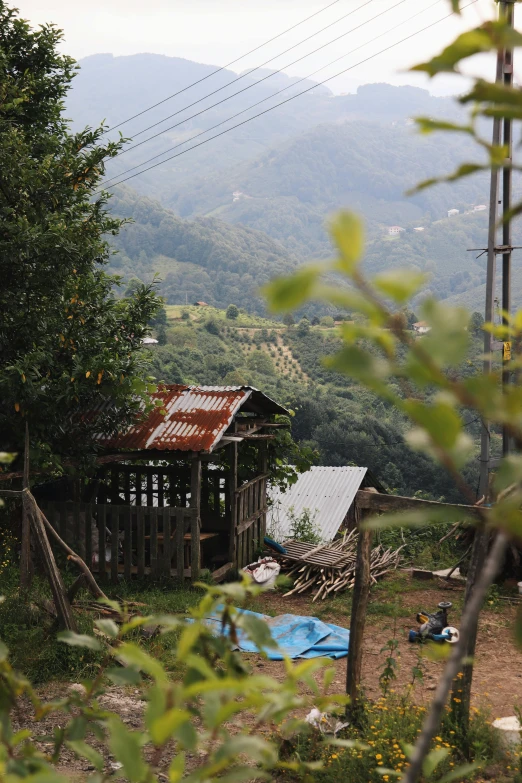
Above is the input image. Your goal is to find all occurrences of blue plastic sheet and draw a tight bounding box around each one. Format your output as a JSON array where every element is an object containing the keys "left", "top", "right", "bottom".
[{"left": 203, "top": 608, "right": 349, "bottom": 660}]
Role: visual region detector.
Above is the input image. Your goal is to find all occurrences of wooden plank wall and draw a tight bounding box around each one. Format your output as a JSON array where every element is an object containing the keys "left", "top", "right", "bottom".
[
  {"left": 234, "top": 474, "right": 268, "bottom": 569},
  {"left": 43, "top": 502, "right": 194, "bottom": 583},
  {"left": 97, "top": 465, "right": 227, "bottom": 516}
]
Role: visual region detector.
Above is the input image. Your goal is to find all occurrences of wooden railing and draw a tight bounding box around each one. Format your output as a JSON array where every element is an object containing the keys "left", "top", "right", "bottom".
[
  {"left": 234, "top": 474, "right": 268, "bottom": 568},
  {"left": 43, "top": 502, "right": 197, "bottom": 582}
]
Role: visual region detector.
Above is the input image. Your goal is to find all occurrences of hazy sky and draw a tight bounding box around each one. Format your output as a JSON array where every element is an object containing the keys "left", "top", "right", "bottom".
[{"left": 17, "top": 0, "right": 497, "bottom": 96}]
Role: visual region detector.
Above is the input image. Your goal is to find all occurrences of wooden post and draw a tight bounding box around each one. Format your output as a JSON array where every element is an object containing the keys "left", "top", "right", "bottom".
[
  {"left": 450, "top": 525, "right": 490, "bottom": 734},
  {"left": 20, "top": 422, "right": 32, "bottom": 588},
  {"left": 29, "top": 502, "right": 77, "bottom": 631},
  {"left": 346, "top": 512, "right": 373, "bottom": 723},
  {"left": 227, "top": 442, "right": 238, "bottom": 568},
  {"left": 190, "top": 452, "right": 201, "bottom": 582},
  {"left": 257, "top": 440, "right": 268, "bottom": 548}
]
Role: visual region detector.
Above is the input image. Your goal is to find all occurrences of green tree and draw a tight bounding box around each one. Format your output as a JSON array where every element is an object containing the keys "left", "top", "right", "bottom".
[
  {"left": 320, "top": 315, "right": 335, "bottom": 327},
  {"left": 469, "top": 311, "right": 484, "bottom": 336},
  {"left": 0, "top": 3, "right": 161, "bottom": 472},
  {"left": 283, "top": 313, "right": 295, "bottom": 327},
  {"left": 296, "top": 317, "right": 311, "bottom": 337},
  {"left": 226, "top": 303, "right": 239, "bottom": 319}
]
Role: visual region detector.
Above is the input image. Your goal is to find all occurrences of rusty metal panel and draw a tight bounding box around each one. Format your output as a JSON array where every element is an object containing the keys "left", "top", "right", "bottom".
[{"left": 101, "top": 385, "right": 286, "bottom": 454}]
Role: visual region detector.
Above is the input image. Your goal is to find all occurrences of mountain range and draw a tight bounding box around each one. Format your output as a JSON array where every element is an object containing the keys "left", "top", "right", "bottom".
[{"left": 65, "top": 53, "right": 513, "bottom": 312}]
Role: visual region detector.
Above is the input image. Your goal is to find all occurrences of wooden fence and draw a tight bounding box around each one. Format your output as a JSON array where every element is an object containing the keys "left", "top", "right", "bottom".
[
  {"left": 43, "top": 502, "right": 197, "bottom": 582},
  {"left": 234, "top": 473, "right": 268, "bottom": 568}
]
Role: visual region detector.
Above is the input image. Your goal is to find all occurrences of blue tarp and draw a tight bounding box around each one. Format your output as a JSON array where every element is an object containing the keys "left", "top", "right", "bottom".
[{"left": 203, "top": 608, "right": 349, "bottom": 660}]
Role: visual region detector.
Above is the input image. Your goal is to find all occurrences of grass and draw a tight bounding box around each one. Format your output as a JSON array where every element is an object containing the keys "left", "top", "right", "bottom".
[
  {"left": 164, "top": 304, "right": 281, "bottom": 329},
  {"left": 0, "top": 564, "right": 204, "bottom": 682}
]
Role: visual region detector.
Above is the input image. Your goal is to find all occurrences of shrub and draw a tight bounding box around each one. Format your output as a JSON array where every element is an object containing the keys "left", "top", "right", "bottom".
[
  {"left": 288, "top": 507, "right": 321, "bottom": 544},
  {"left": 226, "top": 304, "right": 239, "bottom": 319}
]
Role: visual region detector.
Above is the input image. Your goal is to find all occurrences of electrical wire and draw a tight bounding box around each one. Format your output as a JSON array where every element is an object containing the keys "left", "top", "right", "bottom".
[
  {"left": 101, "top": 0, "right": 441, "bottom": 188},
  {"left": 109, "top": 0, "right": 406, "bottom": 164},
  {"left": 111, "top": 0, "right": 376, "bottom": 148},
  {"left": 104, "top": 0, "right": 345, "bottom": 133},
  {"left": 97, "top": 0, "right": 477, "bottom": 194}
]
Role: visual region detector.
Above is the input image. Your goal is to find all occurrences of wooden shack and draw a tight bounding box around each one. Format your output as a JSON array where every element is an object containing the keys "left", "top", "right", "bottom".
[{"left": 40, "top": 385, "right": 288, "bottom": 583}]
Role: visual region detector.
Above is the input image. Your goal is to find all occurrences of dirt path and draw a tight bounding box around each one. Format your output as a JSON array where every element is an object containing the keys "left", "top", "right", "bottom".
[{"left": 254, "top": 581, "right": 522, "bottom": 720}]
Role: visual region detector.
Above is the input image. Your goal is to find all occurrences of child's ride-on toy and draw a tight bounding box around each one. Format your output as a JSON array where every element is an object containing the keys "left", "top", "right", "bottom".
[{"left": 408, "top": 601, "right": 459, "bottom": 644}]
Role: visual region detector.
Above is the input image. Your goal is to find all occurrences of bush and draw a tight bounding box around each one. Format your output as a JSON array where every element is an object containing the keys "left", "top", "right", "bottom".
[
  {"left": 204, "top": 318, "right": 220, "bottom": 335},
  {"left": 226, "top": 304, "right": 239, "bottom": 319},
  {"left": 288, "top": 506, "right": 321, "bottom": 544},
  {"left": 320, "top": 316, "right": 335, "bottom": 328}
]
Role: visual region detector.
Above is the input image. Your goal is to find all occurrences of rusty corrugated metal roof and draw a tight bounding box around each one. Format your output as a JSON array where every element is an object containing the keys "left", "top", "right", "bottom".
[{"left": 102, "top": 385, "right": 287, "bottom": 453}]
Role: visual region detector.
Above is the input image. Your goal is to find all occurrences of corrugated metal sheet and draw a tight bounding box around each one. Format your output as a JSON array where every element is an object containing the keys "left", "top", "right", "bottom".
[
  {"left": 101, "top": 385, "right": 287, "bottom": 453},
  {"left": 267, "top": 466, "right": 368, "bottom": 543}
]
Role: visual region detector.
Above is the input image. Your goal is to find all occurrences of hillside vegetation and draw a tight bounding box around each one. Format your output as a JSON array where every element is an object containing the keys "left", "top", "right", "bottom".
[
  {"left": 165, "top": 120, "right": 488, "bottom": 257},
  {"left": 109, "top": 186, "right": 298, "bottom": 313},
  {"left": 147, "top": 305, "right": 486, "bottom": 501}
]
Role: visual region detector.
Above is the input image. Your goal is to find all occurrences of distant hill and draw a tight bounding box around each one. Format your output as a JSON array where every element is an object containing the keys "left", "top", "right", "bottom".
[
  {"left": 66, "top": 54, "right": 461, "bottom": 202},
  {"left": 164, "top": 121, "right": 488, "bottom": 257},
  {"left": 108, "top": 186, "right": 298, "bottom": 313}
]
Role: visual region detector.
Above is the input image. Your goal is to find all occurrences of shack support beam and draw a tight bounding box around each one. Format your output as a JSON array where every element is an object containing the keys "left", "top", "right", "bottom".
[
  {"left": 227, "top": 442, "right": 238, "bottom": 567},
  {"left": 190, "top": 452, "right": 201, "bottom": 583}
]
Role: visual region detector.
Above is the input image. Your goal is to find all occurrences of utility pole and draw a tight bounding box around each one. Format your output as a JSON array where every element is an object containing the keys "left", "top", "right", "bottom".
[
  {"left": 478, "top": 0, "right": 515, "bottom": 493},
  {"left": 454, "top": 0, "right": 516, "bottom": 733},
  {"left": 502, "top": 0, "right": 514, "bottom": 456}
]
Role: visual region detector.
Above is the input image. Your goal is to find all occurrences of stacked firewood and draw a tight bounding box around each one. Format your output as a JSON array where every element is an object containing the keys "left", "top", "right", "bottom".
[{"left": 281, "top": 530, "right": 404, "bottom": 602}]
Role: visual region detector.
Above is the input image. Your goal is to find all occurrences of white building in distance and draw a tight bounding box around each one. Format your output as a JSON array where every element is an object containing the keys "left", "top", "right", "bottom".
[
  {"left": 448, "top": 208, "right": 459, "bottom": 217},
  {"left": 388, "top": 226, "right": 405, "bottom": 235}
]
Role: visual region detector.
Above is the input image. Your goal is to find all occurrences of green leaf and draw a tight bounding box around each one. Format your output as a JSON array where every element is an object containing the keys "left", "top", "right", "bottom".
[
  {"left": 330, "top": 211, "right": 364, "bottom": 273},
  {"left": 402, "top": 400, "right": 462, "bottom": 450},
  {"left": 66, "top": 740, "right": 104, "bottom": 771},
  {"left": 364, "top": 505, "right": 470, "bottom": 531},
  {"left": 107, "top": 717, "right": 148, "bottom": 783},
  {"left": 0, "top": 640, "right": 8, "bottom": 661},
  {"left": 373, "top": 270, "right": 426, "bottom": 304},
  {"left": 214, "top": 735, "right": 277, "bottom": 766},
  {"left": 168, "top": 752, "right": 185, "bottom": 783},
  {"left": 57, "top": 631, "right": 101, "bottom": 651},
  {"left": 239, "top": 613, "right": 278, "bottom": 650},
  {"left": 116, "top": 641, "right": 166, "bottom": 682},
  {"left": 438, "top": 762, "right": 481, "bottom": 783},
  {"left": 150, "top": 709, "right": 192, "bottom": 746},
  {"left": 493, "top": 454, "right": 522, "bottom": 492},
  {"left": 263, "top": 265, "right": 323, "bottom": 313},
  {"left": 412, "top": 27, "right": 499, "bottom": 76},
  {"left": 415, "top": 117, "right": 474, "bottom": 135},
  {"left": 94, "top": 618, "right": 119, "bottom": 639},
  {"left": 176, "top": 621, "right": 202, "bottom": 660},
  {"left": 325, "top": 738, "right": 368, "bottom": 749},
  {"left": 422, "top": 746, "right": 449, "bottom": 777},
  {"left": 106, "top": 666, "right": 142, "bottom": 686}
]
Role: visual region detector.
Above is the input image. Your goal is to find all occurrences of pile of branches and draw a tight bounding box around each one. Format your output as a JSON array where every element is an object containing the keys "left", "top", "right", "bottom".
[{"left": 281, "top": 530, "right": 404, "bottom": 602}]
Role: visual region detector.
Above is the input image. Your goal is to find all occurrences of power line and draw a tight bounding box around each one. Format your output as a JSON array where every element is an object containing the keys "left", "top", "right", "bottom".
[
  {"left": 104, "top": 0, "right": 345, "bottom": 134},
  {"left": 101, "top": 0, "right": 441, "bottom": 189},
  {"left": 110, "top": 0, "right": 377, "bottom": 152},
  {"left": 98, "top": 1, "right": 477, "bottom": 195}
]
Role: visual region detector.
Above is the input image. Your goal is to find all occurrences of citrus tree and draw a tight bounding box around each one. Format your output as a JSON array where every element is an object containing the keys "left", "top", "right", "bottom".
[{"left": 0, "top": 2, "right": 161, "bottom": 474}]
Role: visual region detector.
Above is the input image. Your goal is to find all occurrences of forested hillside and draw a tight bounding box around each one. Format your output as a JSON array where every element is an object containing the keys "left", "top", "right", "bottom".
[
  {"left": 165, "top": 121, "right": 488, "bottom": 256},
  {"left": 108, "top": 187, "right": 298, "bottom": 312},
  {"left": 146, "top": 305, "right": 485, "bottom": 501},
  {"left": 108, "top": 185, "right": 517, "bottom": 312}
]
